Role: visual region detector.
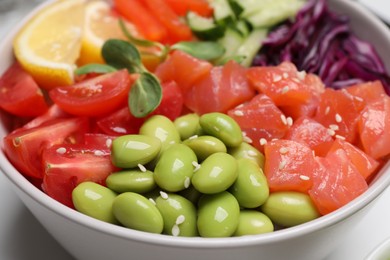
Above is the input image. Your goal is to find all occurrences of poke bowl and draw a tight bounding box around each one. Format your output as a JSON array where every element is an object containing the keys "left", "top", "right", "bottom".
[{"left": 0, "top": 0, "right": 390, "bottom": 260}]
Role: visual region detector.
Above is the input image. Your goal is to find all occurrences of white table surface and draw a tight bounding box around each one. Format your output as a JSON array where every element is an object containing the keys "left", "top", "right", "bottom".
[{"left": 0, "top": 1, "right": 390, "bottom": 259}]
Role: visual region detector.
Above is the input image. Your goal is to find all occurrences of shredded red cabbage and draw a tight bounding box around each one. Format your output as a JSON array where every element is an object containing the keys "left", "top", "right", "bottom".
[{"left": 252, "top": 0, "right": 390, "bottom": 94}]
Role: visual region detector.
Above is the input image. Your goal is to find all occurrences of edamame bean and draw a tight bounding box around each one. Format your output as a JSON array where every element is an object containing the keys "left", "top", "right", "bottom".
[
  {"left": 199, "top": 112, "right": 242, "bottom": 147},
  {"left": 154, "top": 143, "right": 197, "bottom": 192},
  {"left": 229, "top": 159, "right": 269, "bottom": 208},
  {"left": 261, "top": 191, "right": 321, "bottom": 227},
  {"left": 111, "top": 134, "right": 161, "bottom": 168},
  {"left": 106, "top": 170, "right": 156, "bottom": 194},
  {"left": 183, "top": 135, "right": 227, "bottom": 161},
  {"left": 192, "top": 152, "right": 238, "bottom": 194},
  {"left": 155, "top": 193, "right": 198, "bottom": 237},
  {"left": 179, "top": 185, "right": 202, "bottom": 205},
  {"left": 234, "top": 210, "right": 274, "bottom": 236},
  {"left": 72, "top": 182, "right": 118, "bottom": 224},
  {"left": 228, "top": 142, "right": 265, "bottom": 169},
  {"left": 140, "top": 115, "right": 181, "bottom": 150},
  {"left": 112, "top": 192, "right": 163, "bottom": 233},
  {"left": 197, "top": 191, "right": 240, "bottom": 237},
  {"left": 174, "top": 113, "right": 203, "bottom": 140}
]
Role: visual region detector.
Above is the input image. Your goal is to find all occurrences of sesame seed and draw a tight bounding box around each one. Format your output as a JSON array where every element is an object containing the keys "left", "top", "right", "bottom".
[
  {"left": 171, "top": 224, "right": 180, "bottom": 237},
  {"left": 279, "top": 147, "right": 289, "bottom": 154},
  {"left": 94, "top": 150, "right": 105, "bottom": 156},
  {"left": 279, "top": 160, "right": 287, "bottom": 170},
  {"left": 335, "top": 134, "right": 346, "bottom": 140},
  {"left": 325, "top": 106, "right": 330, "bottom": 115},
  {"left": 160, "top": 191, "right": 169, "bottom": 199},
  {"left": 189, "top": 135, "right": 198, "bottom": 140},
  {"left": 283, "top": 72, "right": 289, "bottom": 79},
  {"left": 335, "top": 113, "right": 342, "bottom": 123},
  {"left": 354, "top": 96, "right": 364, "bottom": 102},
  {"left": 281, "top": 86, "right": 290, "bottom": 94},
  {"left": 300, "top": 175, "right": 310, "bottom": 181},
  {"left": 273, "top": 74, "right": 282, "bottom": 82},
  {"left": 327, "top": 129, "right": 336, "bottom": 136},
  {"left": 105, "top": 139, "right": 112, "bottom": 148},
  {"left": 296, "top": 71, "right": 306, "bottom": 80},
  {"left": 235, "top": 103, "right": 245, "bottom": 109},
  {"left": 138, "top": 163, "right": 147, "bottom": 172},
  {"left": 184, "top": 177, "right": 191, "bottom": 188},
  {"left": 192, "top": 161, "right": 201, "bottom": 172},
  {"left": 259, "top": 138, "right": 267, "bottom": 146},
  {"left": 243, "top": 135, "right": 253, "bottom": 144},
  {"left": 286, "top": 117, "right": 293, "bottom": 127},
  {"left": 176, "top": 215, "right": 186, "bottom": 225},
  {"left": 233, "top": 110, "right": 244, "bottom": 117},
  {"left": 280, "top": 114, "right": 288, "bottom": 125},
  {"left": 56, "top": 147, "right": 66, "bottom": 154},
  {"left": 329, "top": 124, "right": 339, "bottom": 131},
  {"left": 149, "top": 198, "right": 156, "bottom": 205},
  {"left": 247, "top": 150, "right": 257, "bottom": 157}
]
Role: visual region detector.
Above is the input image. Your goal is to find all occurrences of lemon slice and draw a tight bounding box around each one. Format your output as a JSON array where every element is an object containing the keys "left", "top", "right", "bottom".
[
  {"left": 13, "top": 0, "right": 86, "bottom": 89},
  {"left": 77, "top": 0, "right": 139, "bottom": 66}
]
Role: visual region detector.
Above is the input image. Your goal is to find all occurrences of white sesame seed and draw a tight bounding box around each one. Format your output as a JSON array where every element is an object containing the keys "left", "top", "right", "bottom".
[
  {"left": 184, "top": 177, "right": 191, "bottom": 188},
  {"left": 259, "top": 138, "right": 267, "bottom": 146},
  {"left": 94, "top": 150, "right": 105, "bottom": 156},
  {"left": 327, "top": 129, "right": 336, "bottom": 136},
  {"left": 296, "top": 71, "right": 306, "bottom": 80},
  {"left": 149, "top": 198, "right": 156, "bottom": 205},
  {"left": 329, "top": 124, "right": 339, "bottom": 131},
  {"left": 233, "top": 110, "right": 244, "bottom": 117},
  {"left": 235, "top": 103, "right": 245, "bottom": 109},
  {"left": 176, "top": 215, "right": 186, "bottom": 225},
  {"left": 243, "top": 135, "right": 253, "bottom": 144},
  {"left": 279, "top": 147, "right": 289, "bottom": 154},
  {"left": 247, "top": 150, "right": 257, "bottom": 157},
  {"left": 160, "top": 191, "right": 169, "bottom": 199},
  {"left": 192, "top": 161, "right": 201, "bottom": 172},
  {"left": 105, "top": 139, "right": 112, "bottom": 148},
  {"left": 335, "top": 113, "right": 342, "bottom": 123},
  {"left": 354, "top": 96, "right": 364, "bottom": 102},
  {"left": 171, "top": 224, "right": 180, "bottom": 237},
  {"left": 56, "top": 147, "right": 66, "bottom": 154},
  {"left": 335, "top": 134, "right": 346, "bottom": 140},
  {"left": 138, "top": 163, "right": 147, "bottom": 172},
  {"left": 280, "top": 114, "right": 288, "bottom": 125},
  {"left": 273, "top": 74, "right": 282, "bottom": 82},
  {"left": 281, "top": 86, "right": 290, "bottom": 94},
  {"left": 279, "top": 160, "right": 287, "bottom": 170},
  {"left": 325, "top": 106, "right": 330, "bottom": 115},
  {"left": 189, "top": 135, "right": 198, "bottom": 140},
  {"left": 299, "top": 175, "right": 310, "bottom": 181},
  {"left": 283, "top": 72, "right": 289, "bottom": 79},
  {"left": 286, "top": 117, "right": 293, "bottom": 127}
]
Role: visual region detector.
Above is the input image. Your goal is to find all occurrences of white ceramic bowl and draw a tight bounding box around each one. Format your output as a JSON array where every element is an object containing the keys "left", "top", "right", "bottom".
[
  {"left": 366, "top": 237, "right": 390, "bottom": 260},
  {"left": 1, "top": 1, "right": 390, "bottom": 260}
]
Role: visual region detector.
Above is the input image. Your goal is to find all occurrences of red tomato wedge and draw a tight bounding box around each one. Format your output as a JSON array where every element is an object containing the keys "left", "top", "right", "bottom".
[
  {"left": 164, "top": 0, "right": 213, "bottom": 17},
  {"left": 228, "top": 94, "right": 289, "bottom": 151},
  {"left": 313, "top": 88, "right": 364, "bottom": 144},
  {"left": 284, "top": 116, "right": 334, "bottom": 157},
  {"left": 0, "top": 62, "right": 48, "bottom": 117},
  {"left": 309, "top": 149, "right": 368, "bottom": 215},
  {"left": 22, "top": 104, "right": 70, "bottom": 130},
  {"left": 49, "top": 70, "right": 133, "bottom": 117},
  {"left": 3, "top": 117, "right": 89, "bottom": 179},
  {"left": 155, "top": 50, "right": 213, "bottom": 92},
  {"left": 328, "top": 139, "right": 380, "bottom": 180},
  {"left": 264, "top": 139, "right": 317, "bottom": 193},
  {"left": 42, "top": 143, "right": 117, "bottom": 208},
  {"left": 185, "top": 60, "right": 256, "bottom": 114},
  {"left": 143, "top": 0, "right": 193, "bottom": 43},
  {"left": 113, "top": 0, "right": 168, "bottom": 42}
]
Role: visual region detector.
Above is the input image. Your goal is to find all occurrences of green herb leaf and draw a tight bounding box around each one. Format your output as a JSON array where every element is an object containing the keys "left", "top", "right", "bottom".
[
  {"left": 75, "top": 63, "right": 117, "bottom": 76},
  {"left": 129, "top": 72, "right": 162, "bottom": 118},
  {"left": 102, "top": 39, "right": 145, "bottom": 73},
  {"left": 171, "top": 41, "right": 225, "bottom": 61}
]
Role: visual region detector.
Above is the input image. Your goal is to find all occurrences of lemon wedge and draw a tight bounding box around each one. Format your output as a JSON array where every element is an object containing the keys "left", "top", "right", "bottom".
[{"left": 13, "top": 0, "right": 86, "bottom": 89}]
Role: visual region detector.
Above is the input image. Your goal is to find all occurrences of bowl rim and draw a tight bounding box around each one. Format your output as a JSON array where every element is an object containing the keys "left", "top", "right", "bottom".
[{"left": 1, "top": 0, "right": 390, "bottom": 249}]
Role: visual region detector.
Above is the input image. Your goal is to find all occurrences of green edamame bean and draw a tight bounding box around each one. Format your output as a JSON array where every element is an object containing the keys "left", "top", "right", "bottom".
[
  {"left": 229, "top": 159, "right": 269, "bottom": 208},
  {"left": 106, "top": 170, "right": 156, "bottom": 194},
  {"left": 154, "top": 143, "right": 197, "bottom": 192},
  {"left": 174, "top": 113, "right": 203, "bottom": 140},
  {"left": 111, "top": 134, "right": 161, "bottom": 168},
  {"left": 192, "top": 152, "right": 238, "bottom": 194},
  {"left": 179, "top": 185, "right": 202, "bottom": 205},
  {"left": 261, "top": 191, "right": 321, "bottom": 227},
  {"left": 155, "top": 193, "right": 198, "bottom": 237},
  {"left": 197, "top": 191, "right": 240, "bottom": 237},
  {"left": 234, "top": 210, "right": 274, "bottom": 236},
  {"left": 183, "top": 135, "right": 227, "bottom": 161},
  {"left": 112, "top": 192, "right": 163, "bottom": 234},
  {"left": 199, "top": 112, "right": 242, "bottom": 147},
  {"left": 72, "top": 182, "right": 118, "bottom": 224},
  {"left": 228, "top": 142, "right": 265, "bottom": 169},
  {"left": 140, "top": 115, "right": 181, "bottom": 150}
]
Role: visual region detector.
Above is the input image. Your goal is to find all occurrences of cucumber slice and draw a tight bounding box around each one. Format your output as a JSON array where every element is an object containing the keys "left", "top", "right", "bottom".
[
  {"left": 235, "top": 28, "right": 268, "bottom": 67},
  {"left": 214, "top": 27, "right": 245, "bottom": 65},
  {"left": 211, "top": 0, "right": 236, "bottom": 27},
  {"left": 186, "top": 11, "right": 225, "bottom": 40}
]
